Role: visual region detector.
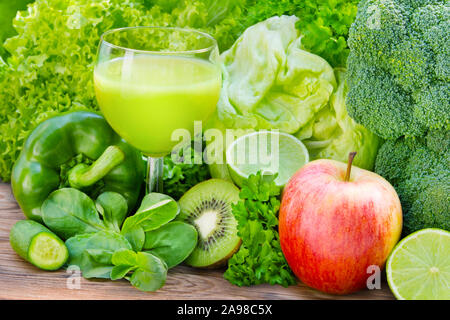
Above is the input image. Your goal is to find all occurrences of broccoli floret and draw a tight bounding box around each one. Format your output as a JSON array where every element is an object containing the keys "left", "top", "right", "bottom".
[
  {"left": 413, "top": 82, "right": 450, "bottom": 130},
  {"left": 406, "top": 179, "right": 449, "bottom": 233},
  {"left": 375, "top": 129, "right": 450, "bottom": 235},
  {"left": 350, "top": 1, "right": 450, "bottom": 235},
  {"left": 346, "top": 0, "right": 450, "bottom": 140},
  {"left": 346, "top": 56, "right": 424, "bottom": 139}
]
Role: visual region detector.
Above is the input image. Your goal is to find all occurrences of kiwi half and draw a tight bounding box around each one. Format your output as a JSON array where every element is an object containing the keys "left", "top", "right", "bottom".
[{"left": 177, "top": 179, "right": 241, "bottom": 268}]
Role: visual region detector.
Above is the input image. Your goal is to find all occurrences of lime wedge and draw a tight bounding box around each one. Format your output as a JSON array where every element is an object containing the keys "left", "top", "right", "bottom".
[
  {"left": 386, "top": 228, "right": 450, "bottom": 300},
  {"left": 226, "top": 131, "right": 309, "bottom": 187}
]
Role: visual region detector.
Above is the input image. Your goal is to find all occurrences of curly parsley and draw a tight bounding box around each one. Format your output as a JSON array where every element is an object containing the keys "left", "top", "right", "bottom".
[
  {"left": 224, "top": 172, "right": 296, "bottom": 287},
  {"left": 163, "top": 141, "right": 210, "bottom": 200}
]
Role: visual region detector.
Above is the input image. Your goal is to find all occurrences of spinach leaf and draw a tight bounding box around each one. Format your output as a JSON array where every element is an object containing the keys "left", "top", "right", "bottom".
[
  {"left": 131, "top": 252, "right": 167, "bottom": 292},
  {"left": 110, "top": 248, "right": 138, "bottom": 280},
  {"left": 120, "top": 193, "right": 179, "bottom": 251},
  {"left": 62, "top": 233, "right": 92, "bottom": 261},
  {"left": 130, "top": 252, "right": 167, "bottom": 292},
  {"left": 111, "top": 248, "right": 137, "bottom": 266},
  {"left": 58, "top": 191, "right": 186, "bottom": 290},
  {"left": 121, "top": 225, "right": 146, "bottom": 252},
  {"left": 42, "top": 188, "right": 107, "bottom": 239},
  {"left": 143, "top": 221, "right": 198, "bottom": 268},
  {"left": 111, "top": 249, "right": 167, "bottom": 291},
  {"left": 111, "top": 264, "right": 137, "bottom": 281},
  {"left": 96, "top": 192, "right": 128, "bottom": 232},
  {"left": 65, "top": 230, "right": 132, "bottom": 279},
  {"left": 80, "top": 249, "right": 116, "bottom": 279},
  {"left": 121, "top": 193, "right": 179, "bottom": 234},
  {"left": 85, "top": 248, "right": 114, "bottom": 265}
]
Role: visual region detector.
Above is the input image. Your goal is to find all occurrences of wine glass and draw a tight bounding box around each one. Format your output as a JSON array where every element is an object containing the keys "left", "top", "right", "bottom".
[{"left": 94, "top": 27, "right": 221, "bottom": 193}]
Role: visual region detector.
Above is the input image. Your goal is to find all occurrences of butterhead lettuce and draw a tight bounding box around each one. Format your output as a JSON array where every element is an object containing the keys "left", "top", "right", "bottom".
[
  {"left": 302, "top": 69, "right": 381, "bottom": 170},
  {"left": 218, "top": 15, "right": 336, "bottom": 133},
  {"left": 208, "top": 16, "right": 380, "bottom": 170}
]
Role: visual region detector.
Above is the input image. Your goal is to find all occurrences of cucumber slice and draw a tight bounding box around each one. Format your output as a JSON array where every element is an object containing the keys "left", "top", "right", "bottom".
[
  {"left": 28, "top": 232, "right": 68, "bottom": 271},
  {"left": 10, "top": 220, "right": 68, "bottom": 271}
]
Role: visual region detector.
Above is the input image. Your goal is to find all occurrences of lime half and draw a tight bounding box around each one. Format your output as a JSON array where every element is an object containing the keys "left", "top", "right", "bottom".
[
  {"left": 226, "top": 131, "right": 309, "bottom": 187},
  {"left": 386, "top": 228, "right": 450, "bottom": 300}
]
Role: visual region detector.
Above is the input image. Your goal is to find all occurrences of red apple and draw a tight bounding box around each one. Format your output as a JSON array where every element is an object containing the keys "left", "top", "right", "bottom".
[{"left": 279, "top": 153, "right": 402, "bottom": 295}]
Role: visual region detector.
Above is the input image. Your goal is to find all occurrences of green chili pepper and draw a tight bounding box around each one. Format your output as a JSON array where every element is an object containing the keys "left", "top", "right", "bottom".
[{"left": 11, "top": 111, "right": 145, "bottom": 222}]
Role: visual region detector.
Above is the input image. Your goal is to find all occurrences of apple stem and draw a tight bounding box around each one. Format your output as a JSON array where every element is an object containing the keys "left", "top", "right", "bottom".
[{"left": 345, "top": 152, "right": 357, "bottom": 182}]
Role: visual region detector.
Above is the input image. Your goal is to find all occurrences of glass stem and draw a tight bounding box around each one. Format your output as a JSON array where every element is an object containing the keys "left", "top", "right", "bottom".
[{"left": 147, "top": 156, "right": 164, "bottom": 193}]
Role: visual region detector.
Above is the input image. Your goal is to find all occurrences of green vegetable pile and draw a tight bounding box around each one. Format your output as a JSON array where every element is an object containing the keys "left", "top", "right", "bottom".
[
  {"left": 9, "top": 111, "right": 197, "bottom": 291},
  {"left": 0, "top": 0, "right": 361, "bottom": 182},
  {"left": 0, "top": 0, "right": 231, "bottom": 182},
  {"left": 224, "top": 172, "right": 296, "bottom": 287},
  {"left": 2, "top": 0, "right": 449, "bottom": 297},
  {"left": 346, "top": 0, "right": 449, "bottom": 234},
  {"left": 17, "top": 187, "right": 197, "bottom": 291}
]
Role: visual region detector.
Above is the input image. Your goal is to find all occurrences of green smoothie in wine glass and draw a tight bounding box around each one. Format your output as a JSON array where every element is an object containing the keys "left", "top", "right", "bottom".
[{"left": 94, "top": 27, "right": 221, "bottom": 192}]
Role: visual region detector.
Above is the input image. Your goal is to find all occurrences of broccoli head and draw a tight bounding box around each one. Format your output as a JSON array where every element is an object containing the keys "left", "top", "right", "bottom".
[
  {"left": 375, "top": 129, "right": 450, "bottom": 234},
  {"left": 346, "top": 0, "right": 449, "bottom": 139}
]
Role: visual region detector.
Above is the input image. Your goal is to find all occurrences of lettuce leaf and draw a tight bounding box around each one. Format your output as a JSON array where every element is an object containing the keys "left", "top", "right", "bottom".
[
  {"left": 163, "top": 142, "right": 210, "bottom": 200},
  {"left": 235, "top": 0, "right": 359, "bottom": 67},
  {"left": 208, "top": 16, "right": 380, "bottom": 171},
  {"left": 0, "top": 0, "right": 33, "bottom": 58},
  {"left": 301, "top": 69, "right": 382, "bottom": 170},
  {"left": 217, "top": 16, "right": 336, "bottom": 133}
]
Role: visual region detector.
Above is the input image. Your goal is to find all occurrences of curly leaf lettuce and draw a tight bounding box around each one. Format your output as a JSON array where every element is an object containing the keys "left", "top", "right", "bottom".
[
  {"left": 236, "top": 0, "right": 359, "bottom": 67},
  {"left": 0, "top": 0, "right": 33, "bottom": 58},
  {"left": 0, "top": 0, "right": 165, "bottom": 181},
  {"left": 174, "top": 0, "right": 246, "bottom": 51}
]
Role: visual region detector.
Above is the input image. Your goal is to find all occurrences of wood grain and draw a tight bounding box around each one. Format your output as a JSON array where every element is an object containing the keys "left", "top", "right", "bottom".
[{"left": 0, "top": 183, "right": 394, "bottom": 300}]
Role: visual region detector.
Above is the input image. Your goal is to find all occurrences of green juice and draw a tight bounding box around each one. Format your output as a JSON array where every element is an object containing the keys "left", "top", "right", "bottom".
[{"left": 94, "top": 55, "right": 221, "bottom": 156}]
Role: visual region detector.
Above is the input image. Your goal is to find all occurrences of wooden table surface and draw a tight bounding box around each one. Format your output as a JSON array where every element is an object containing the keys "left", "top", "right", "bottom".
[{"left": 0, "top": 183, "right": 394, "bottom": 300}]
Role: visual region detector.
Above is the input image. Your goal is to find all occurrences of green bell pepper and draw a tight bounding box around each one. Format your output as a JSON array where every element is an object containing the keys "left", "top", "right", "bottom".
[{"left": 11, "top": 111, "right": 146, "bottom": 222}]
